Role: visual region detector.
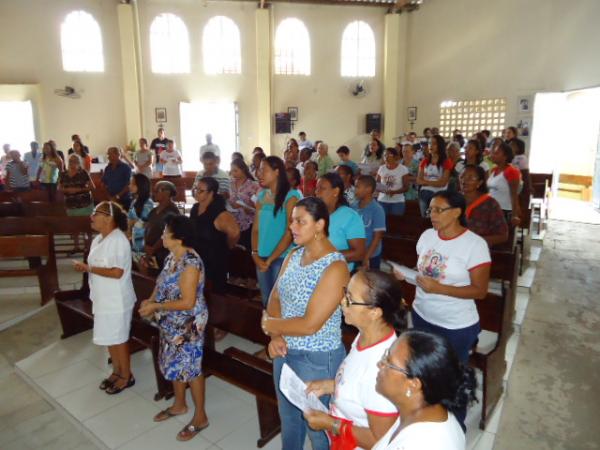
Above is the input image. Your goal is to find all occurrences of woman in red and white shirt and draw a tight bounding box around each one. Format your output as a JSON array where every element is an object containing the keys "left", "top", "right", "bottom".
[
  {"left": 394, "top": 190, "right": 490, "bottom": 430},
  {"left": 303, "top": 270, "right": 408, "bottom": 450},
  {"left": 487, "top": 141, "right": 521, "bottom": 226},
  {"left": 416, "top": 135, "right": 453, "bottom": 217}
]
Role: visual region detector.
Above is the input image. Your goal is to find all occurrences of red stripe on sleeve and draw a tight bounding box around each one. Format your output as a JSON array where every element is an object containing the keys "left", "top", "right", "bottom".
[
  {"left": 469, "top": 261, "right": 492, "bottom": 272},
  {"left": 365, "top": 409, "right": 400, "bottom": 417}
]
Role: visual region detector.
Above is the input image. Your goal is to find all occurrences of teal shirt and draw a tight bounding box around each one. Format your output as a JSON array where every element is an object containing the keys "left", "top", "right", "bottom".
[
  {"left": 339, "top": 160, "right": 359, "bottom": 175},
  {"left": 328, "top": 205, "right": 366, "bottom": 270},
  {"left": 257, "top": 189, "right": 303, "bottom": 258}
]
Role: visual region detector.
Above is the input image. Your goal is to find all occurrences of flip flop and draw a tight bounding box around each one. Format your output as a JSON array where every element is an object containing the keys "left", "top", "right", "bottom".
[
  {"left": 153, "top": 407, "right": 188, "bottom": 423},
  {"left": 176, "top": 422, "right": 209, "bottom": 442},
  {"left": 105, "top": 375, "right": 135, "bottom": 395}
]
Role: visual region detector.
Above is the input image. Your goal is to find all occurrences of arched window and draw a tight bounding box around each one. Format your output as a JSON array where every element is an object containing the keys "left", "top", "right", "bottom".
[
  {"left": 274, "top": 18, "right": 310, "bottom": 76},
  {"left": 341, "top": 21, "right": 376, "bottom": 77},
  {"left": 150, "top": 13, "right": 190, "bottom": 74},
  {"left": 60, "top": 11, "right": 104, "bottom": 72},
  {"left": 203, "top": 16, "right": 242, "bottom": 75}
]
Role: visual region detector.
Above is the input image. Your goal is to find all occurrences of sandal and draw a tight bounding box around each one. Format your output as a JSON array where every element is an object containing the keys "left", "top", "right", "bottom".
[
  {"left": 105, "top": 374, "right": 135, "bottom": 395},
  {"left": 99, "top": 373, "right": 119, "bottom": 390},
  {"left": 176, "top": 422, "right": 209, "bottom": 442},
  {"left": 153, "top": 407, "right": 188, "bottom": 423}
]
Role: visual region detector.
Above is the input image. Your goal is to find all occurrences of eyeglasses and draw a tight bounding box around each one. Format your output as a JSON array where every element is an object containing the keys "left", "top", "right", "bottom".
[
  {"left": 425, "top": 206, "right": 455, "bottom": 217},
  {"left": 379, "top": 348, "right": 411, "bottom": 376},
  {"left": 342, "top": 287, "right": 373, "bottom": 307}
]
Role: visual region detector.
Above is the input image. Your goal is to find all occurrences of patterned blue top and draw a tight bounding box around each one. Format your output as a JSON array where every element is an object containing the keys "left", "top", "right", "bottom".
[
  {"left": 128, "top": 198, "right": 156, "bottom": 252},
  {"left": 277, "top": 247, "right": 345, "bottom": 351}
]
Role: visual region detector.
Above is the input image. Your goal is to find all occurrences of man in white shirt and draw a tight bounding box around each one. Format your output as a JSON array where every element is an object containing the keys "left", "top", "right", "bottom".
[
  {"left": 24, "top": 141, "right": 42, "bottom": 181},
  {"left": 298, "top": 131, "right": 313, "bottom": 150},
  {"left": 199, "top": 133, "right": 221, "bottom": 159}
]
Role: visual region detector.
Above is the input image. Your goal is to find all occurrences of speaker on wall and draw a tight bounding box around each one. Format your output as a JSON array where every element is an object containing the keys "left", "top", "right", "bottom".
[
  {"left": 366, "top": 113, "right": 382, "bottom": 134},
  {"left": 275, "top": 113, "right": 291, "bottom": 134}
]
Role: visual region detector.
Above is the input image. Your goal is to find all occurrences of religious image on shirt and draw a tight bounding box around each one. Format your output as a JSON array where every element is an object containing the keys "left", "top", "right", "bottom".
[
  {"left": 332, "top": 360, "right": 346, "bottom": 405},
  {"left": 418, "top": 249, "right": 448, "bottom": 281},
  {"left": 382, "top": 174, "right": 396, "bottom": 189}
]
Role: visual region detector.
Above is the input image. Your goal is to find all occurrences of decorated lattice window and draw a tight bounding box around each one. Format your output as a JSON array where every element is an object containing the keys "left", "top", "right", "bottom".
[{"left": 439, "top": 98, "right": 506, "bottom": 138}]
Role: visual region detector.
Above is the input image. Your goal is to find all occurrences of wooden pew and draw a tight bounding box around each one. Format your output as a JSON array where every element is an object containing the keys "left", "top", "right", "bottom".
[
  {"left": 385, "top": 215, "right": 431, "bottom": 240},
  {"left": 0, "top": 234, "right": 58, "bottom": 305},
  {"left": 55, "top": 270, "right": 281, "bottom": 447},
  {"left": 397, "top": 278, "right": 511, "bottom": 430},
  {"left": 381, "top": 236, "right": 418, "bottom": 268}
]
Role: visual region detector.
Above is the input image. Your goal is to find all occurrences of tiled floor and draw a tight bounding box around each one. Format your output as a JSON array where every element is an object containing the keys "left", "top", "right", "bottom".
[{"left": 5, "top": 239, "right": 538, "bottom": 450}]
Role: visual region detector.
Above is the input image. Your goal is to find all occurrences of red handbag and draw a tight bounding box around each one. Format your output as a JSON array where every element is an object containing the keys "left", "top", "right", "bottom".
[{"left": 329, "top": 419, "right": 357, "bottom": 450}]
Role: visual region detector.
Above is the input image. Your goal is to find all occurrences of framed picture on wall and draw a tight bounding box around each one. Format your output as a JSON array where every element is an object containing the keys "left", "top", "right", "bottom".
[
  {"left": 407, "top": 106, "right": 417, "bottom": 122},
  {"left": 517, "top": 96, "right": 532, "bottom": 113},
  {"left": 288, "top": 107, "right": 298, "bottom": 122},
  {"left": 155, "top": 107, "right": 167, "bottom": 123}
]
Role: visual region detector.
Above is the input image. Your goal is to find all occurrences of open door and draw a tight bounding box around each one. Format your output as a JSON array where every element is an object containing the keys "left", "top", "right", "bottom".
[{"left": 593, "top": 122, "right": 600, "bottom": 210}]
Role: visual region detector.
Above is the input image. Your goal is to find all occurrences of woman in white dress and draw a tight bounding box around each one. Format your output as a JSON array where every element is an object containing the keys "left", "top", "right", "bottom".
[
  {"left": 372, "top": 330, "right": 476, "bottom": 450},
  {"left": 73, "top": 201, "right": 136, "bottom": 394}
]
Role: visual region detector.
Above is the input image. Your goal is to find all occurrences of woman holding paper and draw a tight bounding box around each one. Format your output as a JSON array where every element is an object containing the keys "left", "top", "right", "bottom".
[
  {"left": 303, "top": 269, "right": 408, "bottom": 450},
  {"left": 261, "top": 197, "right": 349, "bottom": 450},
  {"left": 395, "top": 190, "right": 490, "bottom": 430},
  {"left": 229, "top": 159, "right": 260, "bottom": 250}
]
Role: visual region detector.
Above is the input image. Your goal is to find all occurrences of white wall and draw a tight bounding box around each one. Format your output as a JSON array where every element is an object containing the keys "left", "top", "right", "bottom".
[
  {"left": 3, "top": 0, "right": 600, "bottom": 160},
  {"left": 137, "top": 0, "right": 259, "bottom": 160},
  {"left": 0, "top": 0, "right": 125, "bottom": 155},
  {"left": 271, "top": 3, "right": 386, "bottom": 160},
  {"left": 403, "top": 0, "right": 600, "bottom": 136}
]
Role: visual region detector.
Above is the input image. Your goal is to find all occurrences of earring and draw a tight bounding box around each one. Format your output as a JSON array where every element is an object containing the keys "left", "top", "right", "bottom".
[
  {"left": 314, "top": 232, "right": 320, "bottom": 241},
  {"left": 406, "top": 389, "right": 412, "bottom": 398}
]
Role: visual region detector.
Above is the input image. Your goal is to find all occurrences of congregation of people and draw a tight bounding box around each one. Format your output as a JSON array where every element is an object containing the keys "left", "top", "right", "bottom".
[{"left": 1, "top": 124, "right": 530, "bottom": 448}]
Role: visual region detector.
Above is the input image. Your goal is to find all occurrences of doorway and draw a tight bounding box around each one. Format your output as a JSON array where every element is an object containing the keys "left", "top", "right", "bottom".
[
  {"left": 179, "top": 101, "right": 239, "bottom": 172},
  {"left": 530, "top": 88, "right": 600, "bottom": 223},
  {"left": 0, "top": 100, "right": 36, "bottom": 152}
]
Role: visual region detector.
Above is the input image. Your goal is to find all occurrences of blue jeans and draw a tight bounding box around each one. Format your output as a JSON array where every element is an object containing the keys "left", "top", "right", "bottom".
[
  {"left": 273, "top": 346, "right": 346, "bottom": 450},
  {"left": 380, "top": 201, "right": 406, "bottom": 216},
  {"left": 418, "top": 189, "right": 436, "bottom": 217},
  {"left": 257, "top": 257, "right": 284, "bottom": 307},
  {"left": 411, "top": 310, "right": 480, "bottom": 431}
]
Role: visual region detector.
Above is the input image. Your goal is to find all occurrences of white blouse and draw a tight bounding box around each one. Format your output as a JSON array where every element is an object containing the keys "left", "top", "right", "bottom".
[{"left": 88, "top": 228, "right": 136, "bottom": 314}]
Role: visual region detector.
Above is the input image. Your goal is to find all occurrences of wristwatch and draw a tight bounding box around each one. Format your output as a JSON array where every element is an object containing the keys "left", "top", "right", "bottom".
[{"left": 332, "top": 419, "right": 342, "bottom": 436}]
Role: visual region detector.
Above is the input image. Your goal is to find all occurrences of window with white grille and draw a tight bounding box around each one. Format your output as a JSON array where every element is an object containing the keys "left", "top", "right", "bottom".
[
  {"left": 203, "top": 16, "right": 242, "bottom": 75},
  {"left": 341, "top": 21, "right": 375, "bottom": 77},
  {"left": 61, "top": 11, "right": 104, "bottom": 72},
  {"left": 439, "top": 98, "right": 506, "bottom": 138},
  {"left": 150, "top": 13, "right": 190, "bottom": 74},
  {"left": 274, "top": 18, "right": 310, "bottom": 76}
]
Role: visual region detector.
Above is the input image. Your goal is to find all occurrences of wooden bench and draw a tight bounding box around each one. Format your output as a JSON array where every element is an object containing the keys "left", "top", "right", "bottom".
[
  {"left": 398, "top": 279, "right": 511, "bottom": 430},
  {"left": 55, "top": 270, "right": 281, "bottom": 447},
  {"left": 0, "top": 234, "right": 58, "bottom": 305},
  {"left": 386, "top": 215, "right": 431, "bottom": 240}
]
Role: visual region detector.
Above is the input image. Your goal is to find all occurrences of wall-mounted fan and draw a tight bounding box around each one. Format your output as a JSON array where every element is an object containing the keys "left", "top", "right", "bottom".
[
  {"left": 350, "top": 80, "right": 367, "bottom": 98},
  {"left": 54, "top": 86, "right": 81, "bottom": 99}
]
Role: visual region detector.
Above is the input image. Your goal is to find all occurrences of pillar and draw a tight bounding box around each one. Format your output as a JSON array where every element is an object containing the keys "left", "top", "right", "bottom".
[
  {"left": 117, "top": 4, "right": 143, "bottom": 144},
  {"left": 255, "top": 8, "right": 272, "bottom": 153},
  {"left": 383, "top": 13, "right": 408, "bottom": 143}
]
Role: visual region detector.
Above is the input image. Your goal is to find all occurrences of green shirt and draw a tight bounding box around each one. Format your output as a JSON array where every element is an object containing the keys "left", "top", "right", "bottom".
[{"left": 316, "top": 154, "right": 334, "bottom": 177}]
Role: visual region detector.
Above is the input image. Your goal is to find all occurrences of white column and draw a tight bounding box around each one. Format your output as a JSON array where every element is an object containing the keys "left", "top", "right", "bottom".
[
  {"left": 117, "top": 4, "right": 143, "bottom": 143},
  {"left": 255, "top": 8, "right": 272, "bottom": 153},
  {"left": 383, "top": 13, "right": 408, "bottom": 143}
]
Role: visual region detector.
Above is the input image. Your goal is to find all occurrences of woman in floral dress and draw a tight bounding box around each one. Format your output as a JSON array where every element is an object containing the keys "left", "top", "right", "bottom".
[{"left": 138, "top": 215, "right": 209, "bottom": 442}]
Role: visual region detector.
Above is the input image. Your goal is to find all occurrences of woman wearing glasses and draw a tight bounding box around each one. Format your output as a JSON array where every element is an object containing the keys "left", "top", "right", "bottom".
[
  {"left": 396, "top": 190, "right": 490, "bottom": 430},
  {"left": 73, "top": 201, "right": 136, "bottom": 394},
  {"left": 261, "top": 197, "right": 349, "bottom": 450},
  {"left": 372, "top": 330, "right": 476, "bottom": 450},
  {"left": 303, "top": 270, "right": 408, "bottom": 450}
]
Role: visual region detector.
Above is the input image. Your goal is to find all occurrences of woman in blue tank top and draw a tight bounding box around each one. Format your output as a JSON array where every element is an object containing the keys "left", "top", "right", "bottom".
[{"left": 261, "top": 197, "right": 350, "bottom": 450}]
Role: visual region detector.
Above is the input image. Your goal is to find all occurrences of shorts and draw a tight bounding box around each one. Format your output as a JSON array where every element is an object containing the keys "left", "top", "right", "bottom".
[{"left": 93, "top": 309, "right": 133, "bottom": 346}]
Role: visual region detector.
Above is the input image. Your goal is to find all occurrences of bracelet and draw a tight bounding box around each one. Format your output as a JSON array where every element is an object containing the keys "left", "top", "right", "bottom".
[
  {"left": 252, "top": 250, "right": 258, "bottom": 255},
  {"left": 331, "top": 419, "right": 342, "bottom": 436}
]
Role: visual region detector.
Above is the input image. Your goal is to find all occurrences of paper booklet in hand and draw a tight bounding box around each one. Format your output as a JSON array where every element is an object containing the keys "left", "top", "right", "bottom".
[
  {"left": 386, "top": 261, "right": 418, "bottom": 285},
  {"left": 279, "top": 364, "right": 329, "bottom": 413}
]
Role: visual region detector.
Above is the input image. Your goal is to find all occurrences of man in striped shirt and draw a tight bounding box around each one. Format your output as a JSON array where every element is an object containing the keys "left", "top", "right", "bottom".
[
  {"left": 193, "top": 151, "right": 230, "bottom": 199},
  {"left": 5, "top": 150, "right": 31, "bottom": 191}
]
